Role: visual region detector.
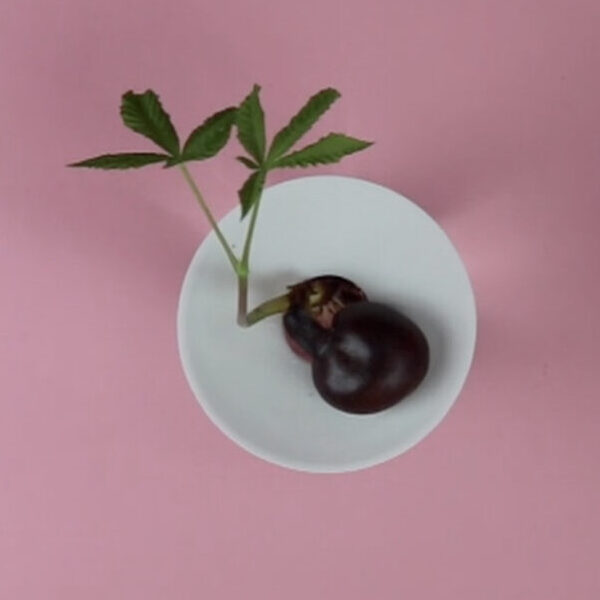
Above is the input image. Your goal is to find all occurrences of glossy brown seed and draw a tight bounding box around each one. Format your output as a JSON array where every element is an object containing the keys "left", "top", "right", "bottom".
[
  {"left": 283, "top": 275, "right": 367, "bottom": 360},
  {"left": 310, "top": 302, "right": 429, "bottom": 414}
]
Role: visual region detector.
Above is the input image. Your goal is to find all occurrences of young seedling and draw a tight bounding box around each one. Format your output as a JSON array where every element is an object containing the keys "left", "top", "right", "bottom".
[
  {"left": 70, "top": 86, "right": 372, "bottom": 326},
  {"left": 70, "top": 87, "right": 431, "bottom": 414}
]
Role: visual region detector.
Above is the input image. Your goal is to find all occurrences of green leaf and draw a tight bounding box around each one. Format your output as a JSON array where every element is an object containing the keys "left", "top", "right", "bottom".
[
  {"left": 272, "top": 133, "right": 373, "bottom": 168},
  {"left": 175, "top": 107, "right": 236, "bottom": 163},
  {"left": 236, "top": 156, "right": 259, "bottom": 169},
  {"left": 267, "top": 88, "right": 340, "bottom": 163},
  {"left": 68, "top": 153, "right": 169, "bottom": 169},
  {"left": 120, "top": 90, "right": 180, "bottom": 155},
  {"left": 236, "top": 85, "right": 266, "bottom": 164},
  {"left": 238, "top": 170, "right": 265, "bottom": 218}
]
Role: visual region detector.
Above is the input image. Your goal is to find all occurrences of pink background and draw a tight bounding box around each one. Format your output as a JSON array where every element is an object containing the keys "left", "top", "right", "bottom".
[{"left": 2, "top": 0, "right": 599, "bottom": 597}]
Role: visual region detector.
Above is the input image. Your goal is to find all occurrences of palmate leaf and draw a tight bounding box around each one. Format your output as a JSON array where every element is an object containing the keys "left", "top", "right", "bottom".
[
  {"left": 174, "top": 107, "right": 237, "bottom": 164},
  {"left": 120, "top": 90, "right": 180, "bottom": 156},
  {"left": 236, "top": 85, "right": 266, "bottom": 164},
  {"left": 272, "top": 133, "right": 373, "bottom": 168},
  {"left": 238, "top": 170, "right": 266, "bottom": 218},
  {"left": 68, "top": 153, "right": 169, "bottom": 169},
  {"left": 266, "top": 88, "right": 340, "bottom": 163}
]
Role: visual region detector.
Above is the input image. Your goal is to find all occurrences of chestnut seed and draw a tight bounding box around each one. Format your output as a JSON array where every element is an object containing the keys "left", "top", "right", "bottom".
[
  {"left": 312, "top": 302, "right": 429, "bottom": 414},
  {"left": 283, "top": 275, "right": 367, "bottom": 360},
  {"left": 278, "top": 275, "right": 429, "bottom": 413}
]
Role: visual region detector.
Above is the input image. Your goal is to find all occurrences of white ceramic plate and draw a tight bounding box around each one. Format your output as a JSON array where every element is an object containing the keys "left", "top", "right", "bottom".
[{"left": 177, "top": 175, "right": 476, "bottom": 473}]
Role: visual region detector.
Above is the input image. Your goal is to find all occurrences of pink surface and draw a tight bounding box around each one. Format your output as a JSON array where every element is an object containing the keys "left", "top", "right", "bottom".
[{"left": 1, "top": 0, "right": 599, "bottom": 597}]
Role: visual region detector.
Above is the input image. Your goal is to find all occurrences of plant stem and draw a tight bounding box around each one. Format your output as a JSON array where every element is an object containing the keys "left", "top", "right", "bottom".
[
  {"left": 178, "top": 163, "right": 271, "bottom": 328},
  {"left": 178, "top": 163, "right": 240, "bottom": 273},
  {"left": 236, "top": 199, "right": 259, "bottom": 327},
  {"left": 246, "top": 292, "right": 291, "bottom": 326},
  {"left": 237, "top": 275, "right": 248, "bottom": 326},
  {"left": 240, "top": 184, "right": 262, "bottom": 270},
  {"left": 237, "top": 169, "right": 266, "bottom": 326}
]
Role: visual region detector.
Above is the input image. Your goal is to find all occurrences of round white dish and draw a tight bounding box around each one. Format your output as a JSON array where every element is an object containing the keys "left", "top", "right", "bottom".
[{"left": 177, "top": 175, "right": 476, "bottom": 473}]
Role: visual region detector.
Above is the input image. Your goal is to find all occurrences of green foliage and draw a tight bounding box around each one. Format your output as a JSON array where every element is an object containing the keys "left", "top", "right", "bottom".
[
  {"left": 69, "top": 153, "right": 169, "bottom": 169},
  {"left": 120, "top": 90, "right": 180, "bottom": 156},
  {"left": 272, "top": 133, "right": 373, "bottom": 168},
  {"left": 267, "top": 88, "right": 340, "bottom": 163},
  {"left": 236, "top": 85, "right": 266, "bottom": 164},
  {"left": 174, "top": 107, "right": 237, "bottom": 164},
  {"left": 238, "top": 170, "right": 266, "bottom": 218}
]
